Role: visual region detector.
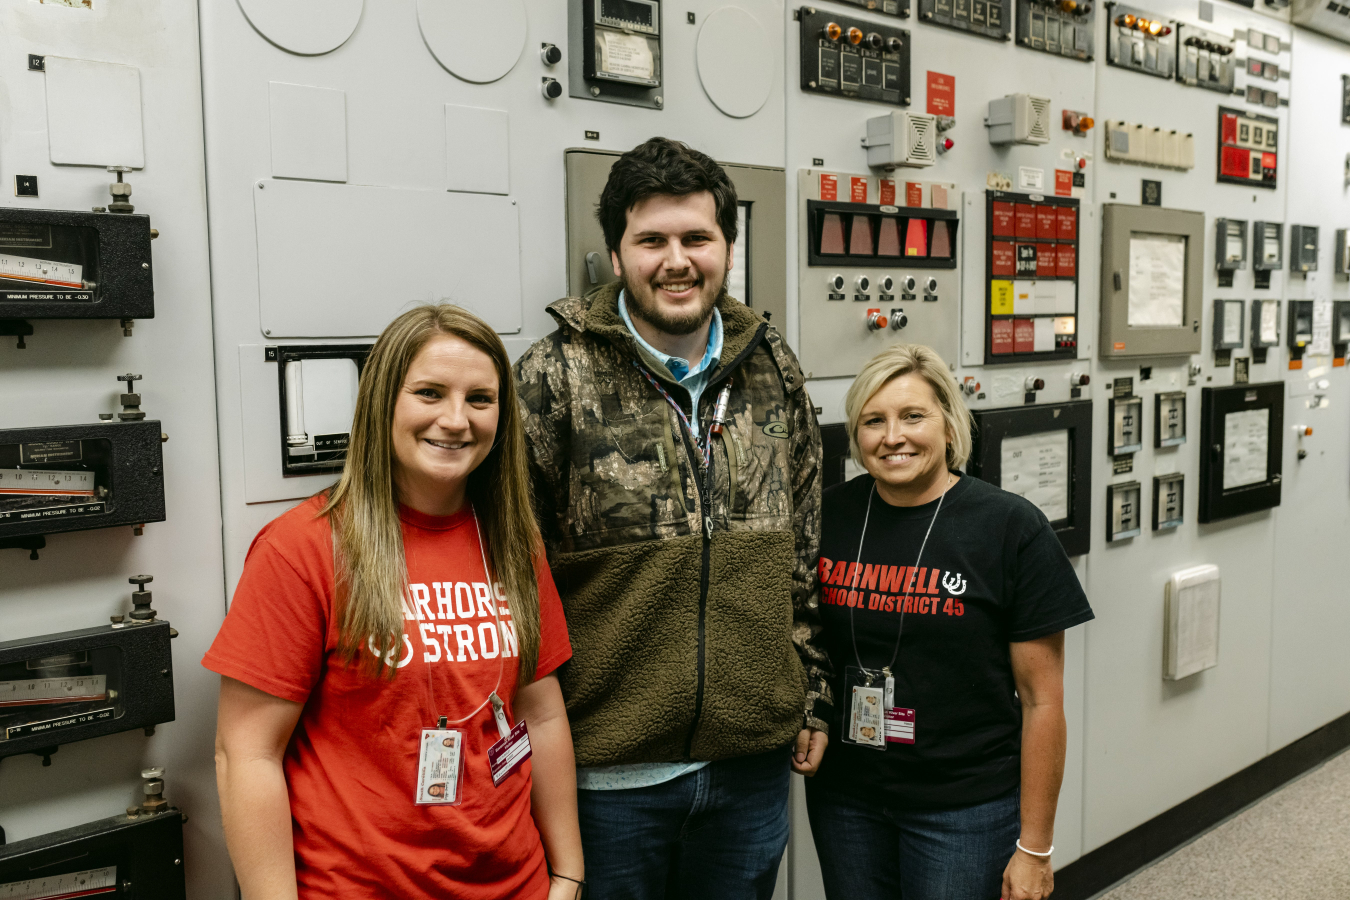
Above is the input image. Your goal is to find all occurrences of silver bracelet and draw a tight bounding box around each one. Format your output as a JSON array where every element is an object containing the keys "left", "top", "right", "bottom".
[{"left": 1016, "top": 839, "right": 1054, "bottom": 858}]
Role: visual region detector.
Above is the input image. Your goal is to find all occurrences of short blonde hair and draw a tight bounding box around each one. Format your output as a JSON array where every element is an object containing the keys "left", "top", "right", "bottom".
[{"left": 844, "top": 344, "right": 972, "bottom": 470}]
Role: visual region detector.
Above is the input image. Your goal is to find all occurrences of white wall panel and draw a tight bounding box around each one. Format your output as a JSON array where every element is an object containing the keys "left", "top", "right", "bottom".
[{"left": 0, "top": 0, "right": 229, "bottom": 895}]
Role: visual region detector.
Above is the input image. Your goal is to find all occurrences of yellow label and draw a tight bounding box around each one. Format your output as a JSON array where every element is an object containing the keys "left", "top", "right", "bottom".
[{"left": 990, "top": 280, "right": 1014, "bottom": 315}]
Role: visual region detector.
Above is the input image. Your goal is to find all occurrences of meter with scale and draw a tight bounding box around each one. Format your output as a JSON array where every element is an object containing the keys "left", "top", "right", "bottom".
[{"left": 584, "top": 0, "right": 661, "bottom": 87}]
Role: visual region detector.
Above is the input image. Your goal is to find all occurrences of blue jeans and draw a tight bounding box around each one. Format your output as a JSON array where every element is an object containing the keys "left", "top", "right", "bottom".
[
  {"left": 577, "top": 746, "right": 791, "bottom": 900},
  {"left": 804, "top": 779, "right": 1020, "bottom": 900}
]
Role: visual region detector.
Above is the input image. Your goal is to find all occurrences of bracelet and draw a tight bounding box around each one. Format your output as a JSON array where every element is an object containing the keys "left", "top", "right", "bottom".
[
  {"left": 1016, "top": 839, "right": 1054, "bottom": 858},
  {"left": 553, "top": 873, "right": 586, "bottom": 885}
]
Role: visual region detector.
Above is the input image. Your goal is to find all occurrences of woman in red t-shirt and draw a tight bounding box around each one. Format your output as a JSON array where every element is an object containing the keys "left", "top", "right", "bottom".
[{"left": 206, "top": 306, "right": 583, "bottom": 899}]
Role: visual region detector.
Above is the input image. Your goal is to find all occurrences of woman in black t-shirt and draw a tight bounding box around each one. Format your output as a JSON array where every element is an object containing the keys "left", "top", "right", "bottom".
[{"left": 807, "top": 344, "right": 1093, "bottom": 900}]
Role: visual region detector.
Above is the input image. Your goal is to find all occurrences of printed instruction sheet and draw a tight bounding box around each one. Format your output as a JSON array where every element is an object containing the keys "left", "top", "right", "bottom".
[
  {"left": 1128, "top": 232, "right": 1186, "bottom": 327},
  {"left": 1001, "top": 429, "right": 1070, "bottom": 521}
]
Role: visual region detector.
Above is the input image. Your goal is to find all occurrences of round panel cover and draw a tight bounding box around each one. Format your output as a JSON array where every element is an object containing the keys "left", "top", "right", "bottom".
[
  {"left": 696, "top": 5, "right": 775, "bottom": 119},
  {"left": 237, "top": 0, "right": 363, "bottom": 56},
  {"left": 417, "top": 0, "right": 528, "bottom": 84}
]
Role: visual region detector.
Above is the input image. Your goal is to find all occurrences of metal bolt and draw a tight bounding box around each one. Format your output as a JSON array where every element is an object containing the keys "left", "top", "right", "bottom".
[
  {"left": 655, "top": 96, "right": 663, "bottom": 106},
  {"left": 590, "top": 86, "right": 601, "bottom": 96},
  {"left": 142, "top": 263, "right": 149, "bottom": 269},
  {"left": 264, "top": 329, "right": 272, "bottom": 336}
]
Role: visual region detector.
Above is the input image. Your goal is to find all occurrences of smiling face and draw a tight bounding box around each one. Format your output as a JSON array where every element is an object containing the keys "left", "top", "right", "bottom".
[
  {"left": 856, "top": 373, "right": 953, "bottom": 506},
  {"left": 390, "top": 334, "right": 499, "bottom": 517},
  {"left": 610, "top": 191, "right": 732, "bottom": 337}
]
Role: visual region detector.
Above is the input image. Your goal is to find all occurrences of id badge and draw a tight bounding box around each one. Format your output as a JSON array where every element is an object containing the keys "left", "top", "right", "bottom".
[
  {"left": 885, "top": 707, "right": 916, "bottom": 744},
  {"left": 415, "top": 728, "right": 464, "bottom": 805},
  {"left": 841, "top": 666, "right": 886, "bottom": 750},
  {"left": 487, "top": 720, "right": 532, "bottom": 786}
]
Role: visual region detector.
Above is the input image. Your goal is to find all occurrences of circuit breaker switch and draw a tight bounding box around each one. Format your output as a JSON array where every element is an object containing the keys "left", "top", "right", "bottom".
[{"left": 867, "top": 311, "right": 889, "bottom": 331}]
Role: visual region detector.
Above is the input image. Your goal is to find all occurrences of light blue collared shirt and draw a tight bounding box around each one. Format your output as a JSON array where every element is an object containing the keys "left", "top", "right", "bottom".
[
  {"left": 618, "top": 291, "right": 724, "bottom": 438},
  {"left": 577, "top": 293, "right": 723, "bottom": 792}
]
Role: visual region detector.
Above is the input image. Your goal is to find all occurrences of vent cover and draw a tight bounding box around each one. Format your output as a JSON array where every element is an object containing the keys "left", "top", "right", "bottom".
[
  {"left": 1027, "top": 96, "right": 1051, "bottom": 142},
  {"left": 907, "top": 114, "right": 936, "bottom": 165}
]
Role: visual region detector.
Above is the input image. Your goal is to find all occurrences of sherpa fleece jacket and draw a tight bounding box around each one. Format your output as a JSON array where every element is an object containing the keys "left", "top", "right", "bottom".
[{"left": 514, "top": 281, "right": 833, "bottom": 768}]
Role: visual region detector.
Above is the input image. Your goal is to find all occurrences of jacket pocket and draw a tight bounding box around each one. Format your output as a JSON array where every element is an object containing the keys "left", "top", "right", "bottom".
[
  {"left": 693, "top": 530, "right": 806, "bottom": 760},
  {"left": 550, "top": 536, "right": 704, "bottom": 766}
]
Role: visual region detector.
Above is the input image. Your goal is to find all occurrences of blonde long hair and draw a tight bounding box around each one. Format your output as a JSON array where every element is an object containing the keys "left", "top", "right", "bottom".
[
  {"left": 845, "top": 343, "right": 973, "bottom": 470},
  {"left": 320, "top": 305, "right": 541, "bottom": 685}
]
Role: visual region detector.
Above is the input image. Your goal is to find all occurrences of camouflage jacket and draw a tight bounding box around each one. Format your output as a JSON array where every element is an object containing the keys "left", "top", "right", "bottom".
[{"left": 514, "top": 281, "right": 832, "bottom": 767}]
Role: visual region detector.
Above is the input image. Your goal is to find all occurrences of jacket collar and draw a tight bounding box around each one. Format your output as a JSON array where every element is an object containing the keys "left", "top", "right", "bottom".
[{"left": 546, "top": 281, "right": 770, "bottom": 388}]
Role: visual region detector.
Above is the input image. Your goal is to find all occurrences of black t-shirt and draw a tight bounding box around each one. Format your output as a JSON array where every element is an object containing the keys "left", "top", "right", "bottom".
[{"left": 814, "top": 472, "right": 1093, "bottom": 809}]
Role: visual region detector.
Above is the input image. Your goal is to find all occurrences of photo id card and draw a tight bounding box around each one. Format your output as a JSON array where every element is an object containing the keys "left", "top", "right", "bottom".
[
  {"left": 487, "top": 719, "right": 532, "bottom": 786},
  {"left": 885, "top": 707, "right": 916, "bottom": 744},
  {"left": 415, "top": 728, "right": 464, "bottom": 805},
  {"left": 849, "top": 685, "right": 886, "bottom": 747}
]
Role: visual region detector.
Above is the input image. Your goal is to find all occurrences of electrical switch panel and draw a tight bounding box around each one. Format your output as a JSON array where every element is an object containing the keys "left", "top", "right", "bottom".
[
  {"left": 1153, "top": 472, "right": 1185, "bottom": 530},
  {"left": 918, "top": 0, "right": 1010, "bottom": 41},
  {"left": 1287, "top": 299, "right": 1314, "bottom": 365},
  {"left": 1253, "top": 221, "right": 1282, "bottom": 288},
  {"left": 1198, "top": 382, "right": 1283, "bottom": 522},
  {"left": 986, "top": 94, "right": 1051, "bottom": 145},
  {"left": 1109, "top": 393, "right": 1144, "bottom": 456},
  {"left": 1, "top": 376, "right": 166, "bottom": 558},
  {"left": 834, "top": 0, "right": 912, "bottom": 17},
  {"left": 1213, "top": 299, "right": 1246, "bottom": 366},
  {"left": 1251, "top": 298, "right": 1280, "bottom": 365},
  {"left": 1099, "top": 204, "right": 1204, "bottom": 358},
  {"left": 1331, "top": 300, "right": 1350, "bottom": 361},
  {"left": 1289, "top": 224, "right": 1318, "bottom": 273},
  {"left": 1, "top": 577, "right": 175, "bottom": 761},
  {"left": 1335, "top": 228, "right": 1350, "bottom": 276},
  {"left": 1214, "top": 218, "right": 1247, "bottom": 287},
  {"left": 1107, "top": 480, "right": 1143, "bottom": 541},
  {"left": 0, "top": 205, "right": 155, "bottom": 343},
  {"left": 1176, "top": 24, "right": 1236, "bottom": 93},
  {"left": 799, "top": 8, "right": 911, "bottom": 107},
  {"left": 1016, "top": 0, "right": 1094, "bottom": 61},
  {"left": 1106, "top": 4, "right": 1175, "bottom": 79},
  {"left": 863, "top": 111, "right": 938, "bottom": 169},
  {"left": 798, "top": 169, "right": 960, "bottom": 378},
  {"left": 271, "top": 345, "right": 371, "bottom": 476},
  {"left": 1103, "top": 121, "right": 1195, "bottom": 169},
  {"left": 572, "top": 0, "right": 663, "bottom": 109},
  {"left": 1155, "top": 391, "right": 1186, "bottom": 447},
  {"left": 985, "top": 191, "right": 1080, "bottom": 364},
  {"left": 0, "top": 773, "right": 187, "bottom": 900},
  {"left": 1218, "top": 107, "right": 1277, "bottom": 189}
]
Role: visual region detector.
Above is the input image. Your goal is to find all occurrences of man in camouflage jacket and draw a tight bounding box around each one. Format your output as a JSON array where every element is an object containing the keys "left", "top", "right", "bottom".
[{"left": 514, "top": 138, "right": 831, "bottom": 899}]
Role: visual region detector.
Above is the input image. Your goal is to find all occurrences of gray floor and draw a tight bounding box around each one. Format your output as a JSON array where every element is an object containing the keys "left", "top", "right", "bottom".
[{"left": 1097, "top": 747, "right": 1350, "bottom": 899}]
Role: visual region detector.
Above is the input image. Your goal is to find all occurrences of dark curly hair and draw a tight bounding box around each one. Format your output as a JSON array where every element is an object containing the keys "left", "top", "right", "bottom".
[{"left": 597, "top": 137, "right": 739, "bottom": 254}]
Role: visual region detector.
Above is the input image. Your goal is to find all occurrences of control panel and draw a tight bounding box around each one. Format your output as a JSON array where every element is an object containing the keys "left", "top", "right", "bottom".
[
  {"left": 1106, "top": 4, "right": 1175, "bottom": 79},
  {"left": 1, "top": 577, "right": 176, "bottom": 761},
  {"left": 1153, "top": 472, "right": 1185, "bottom": 530},
  {"left": 271, "top": 344, "right": 371, "bottom": 476},
  {"left": 797, "top": 169, "right": 959, "bottom": 379},
  {"left": 834, "top": 0, "right": 912, "bottom": 17},
  {"left": 0, "top": 771, "right": 186, "bottom": 900},
  {"left": 798, "top": 7, "right": 911, "bottom": 107},
  {"left": 0, "top": 376, "right": 166, "bottom": 558},
  {"left": 1218, "top": 107, "right": 1278, "bottom": 189},
  {"left": 918, "top": 0, "right": 1010, "bottom": 41},
  {"left": 1215, "top": 218, "right": 1247, "bottom": 287},
  {"left": 1198, "top": 382, "right": 1283, "bottom": 523},
  {"left": 1290, "top": 224, "right": 1318, "bottom": 273},
  {"left": 1016, "top": 0, "right": 1095, "bottom": 61},
  {"left": 985, "top": 190, "right": 1080, "bottom": 365},
  {"left": 1287, "top": 299, "right": 1314, "bottom": 365},
  {"left": 1253, "top": 221, "right": 1283, "bottom": 288},
  {"left": 570, "top": 0, "right": 663, "bottom": 108},
  {"left": 0, "top": 202, "right": 155, "bottom": 345},
  {"left": 1176, "top": 23, "right": 1236, "bottom": 93}
]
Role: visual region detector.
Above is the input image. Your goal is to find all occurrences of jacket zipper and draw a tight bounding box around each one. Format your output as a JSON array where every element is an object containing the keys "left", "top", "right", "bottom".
[{"left": 638, "top": 321, "right": 769, "bottom": 760}]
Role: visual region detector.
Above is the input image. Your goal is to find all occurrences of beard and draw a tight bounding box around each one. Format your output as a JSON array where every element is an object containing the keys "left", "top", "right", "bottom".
[{"left": 621, "top": 267, "right": 727, "bottom": 336}]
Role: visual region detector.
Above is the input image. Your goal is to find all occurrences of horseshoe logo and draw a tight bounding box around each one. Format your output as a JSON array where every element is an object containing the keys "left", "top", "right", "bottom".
[
  {"left": 942, "top": 572, "right": 967, "bottom": 596},
  {"left": 368, "top": 633, "right": 415, "bottom": 668}
]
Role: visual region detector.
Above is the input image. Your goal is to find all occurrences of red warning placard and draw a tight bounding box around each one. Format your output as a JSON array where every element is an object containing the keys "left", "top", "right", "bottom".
[
  {"left": 850, "top": 177, "right": 868, "bottom": 203},
  {"left": 820, "top": 173, "right": 838, "bottom": 201},
  {"left": 1036, "top": 244, "right": 1056, "bottom": 277},
  {"left": 879, "top": 179, "right": 896, "bottom": 206},
  {"left": 1055, "top": 170, "right": 1073, "bottom": 197},
  {"left": 1057, "top": 207, "right": 1077, "bottom": 240},
  {"left": 1015, "top": 204, "right": 1037, "bottom": 238},
  {"left": 991, "top": 242, "right": 1016, "bottom": 277},
  {"left": 1036, "top": 205, "right": 1057, "bottom": 239},
  {"left": 1056, "top": 244, "right": 1076, "bottom": 277},
  {"left": 992, "top": 202, "right": 1015, "bottom": 237},
  {"left": 991, "top": 319, "right": 1014, "bottom": 355},
  {"left": 906, "top": 182, "right": 923, "bottom": 207},
  {"left": 1013, "top": 319, "right": 1036, "bottom": 353},
  {"left": 927, "top": 72, "right": 955, "bottom": 116}
]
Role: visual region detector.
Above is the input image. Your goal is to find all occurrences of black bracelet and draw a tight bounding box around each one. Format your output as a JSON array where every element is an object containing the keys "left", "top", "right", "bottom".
[{"left": 552, "top": 872, "right": 586, "bottom": 899}]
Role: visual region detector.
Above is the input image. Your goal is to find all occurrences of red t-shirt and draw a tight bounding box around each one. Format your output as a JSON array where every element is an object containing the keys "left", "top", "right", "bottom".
[{"left": 203, "top": 496, "right": 572, "bottom": 899}]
